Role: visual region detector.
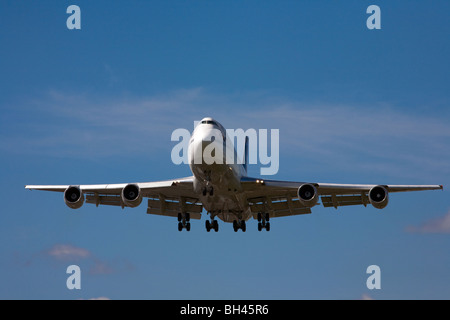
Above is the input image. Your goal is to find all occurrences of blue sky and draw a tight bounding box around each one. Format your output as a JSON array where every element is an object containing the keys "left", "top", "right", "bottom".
[{"left": 1, "top": 1, "right": 449, "bottom": 300}]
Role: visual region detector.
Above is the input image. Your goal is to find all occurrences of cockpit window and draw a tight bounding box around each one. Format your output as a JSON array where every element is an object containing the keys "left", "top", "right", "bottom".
[{"left": 201, "top": 120, "right": 217, "bottom": 126}]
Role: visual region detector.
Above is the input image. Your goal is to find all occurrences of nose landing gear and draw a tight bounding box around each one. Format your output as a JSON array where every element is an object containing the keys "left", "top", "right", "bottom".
[{"left": 202, "top": 186, "right": 214, "bottom": 196}]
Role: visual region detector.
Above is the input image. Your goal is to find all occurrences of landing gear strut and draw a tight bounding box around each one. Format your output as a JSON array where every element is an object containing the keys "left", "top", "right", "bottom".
[
  {"left": 177, "top": 212, "right": 191, "bottom": 231},
  {"left": 202, "top": 171, "right": 214, "bottom": 196},
  {"left": 257, "top": 212, "right": 270, "bottom": 231}
]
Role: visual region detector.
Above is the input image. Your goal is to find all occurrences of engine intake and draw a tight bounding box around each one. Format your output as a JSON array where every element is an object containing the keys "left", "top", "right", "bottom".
[
  {"left": 297, "top": 183, "right": 319, "bottom": 207},
  {"left": 369, "top": 185, "right": 389, "bottom": 209},
  {"left": 64, "top": 186, "right": 84, "bottom": 209},
  {"left": 121, "top": 184, "right": 142, "bottom": 208}
]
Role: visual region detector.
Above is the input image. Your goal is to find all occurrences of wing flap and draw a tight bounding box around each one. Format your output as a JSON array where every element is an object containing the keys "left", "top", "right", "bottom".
[
  {"left": 321, "top": 193, "right": 369, "bottom": 208},
  {"left": 146, "top": 196, "right": 202, "bottom": 220},
  {"left": 86, "top": 194, "right": 122, "bottom": 207},
  {"left": 248, "top": 195, "right": 311, "bottom": 219}
]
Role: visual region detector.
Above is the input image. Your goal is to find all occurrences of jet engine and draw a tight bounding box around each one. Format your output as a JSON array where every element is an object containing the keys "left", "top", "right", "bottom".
[
  {"left": 297, "top": 183, "right": 319, "bottom": 207},
  {"left": 369, "top": 185, "right": 389, "bottom": 209},
  {"left": 121, "top": 184, "right": 142, "bottom": 208},
  {"left": 64, "top": 186, "right": 84, "bottom": 209}
]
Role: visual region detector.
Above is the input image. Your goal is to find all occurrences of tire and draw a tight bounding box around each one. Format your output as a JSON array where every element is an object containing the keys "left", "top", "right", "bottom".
[
  {"left": 178, "top": 222, "right": 183, "bottom": 231},
  {"left": 186, "top": 223, "right": 191, "bottom": 232},
  {"left": 266, "top": 222, "right": 270, "bottom": 231},
  {"left": 205, "top": 220, "right": 211, "bottom": 232},
  {"left": 233, "top": 220, "right": 238, "bottom": 232}
]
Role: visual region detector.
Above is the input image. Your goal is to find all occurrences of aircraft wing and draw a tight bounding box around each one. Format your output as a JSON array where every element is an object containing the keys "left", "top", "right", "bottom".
[
  {"left": 25, "top": 176, "right": 203, "bottom": 220},
  {"left": 241, "top": 176, "right": 443, "bottom": 218}
]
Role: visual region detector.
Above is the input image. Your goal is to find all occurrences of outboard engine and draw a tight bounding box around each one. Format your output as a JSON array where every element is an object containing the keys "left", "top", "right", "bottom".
[
  {"left": 369, "top": 185, "right": 389, "bottom": 209},
  {"left": 64, "top": 186, "right": 84, "bottom": 209}
]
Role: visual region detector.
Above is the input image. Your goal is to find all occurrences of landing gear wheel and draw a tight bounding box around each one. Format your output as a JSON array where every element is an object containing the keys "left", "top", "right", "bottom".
[
  {"left": 206, "top": 219, "right": 219, "bottom": 232},
  {"left": 257, "top": 212, "right": 270, "bottom": 231},
  {"left": 233, "top": 219, "right": 246, "bottom": 232},
  {"left": 178, "top": 212, "right": 191, "bottom": 231},
  {"left": 202, "top": 186, "right": 214, "bottom": 196}
]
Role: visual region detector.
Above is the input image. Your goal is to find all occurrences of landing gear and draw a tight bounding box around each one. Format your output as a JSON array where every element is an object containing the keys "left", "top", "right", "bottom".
[
  {"left": 233, "top": 220, "right": 246, "bottom": 232},
  {"left": 202, "top": 171, "right": 214, "bottom": 196},
  {"left": 202, "top": 186, "right": 214, "bottom": 196},
  {"left": 205, "top": 219, "right": 219, "bottom": 232},
  {"left": 257, "top": 212, "right": 270, "bottom": 231},
  {"left": 177, "top": 212, "right": 191, "bottom": 231}
]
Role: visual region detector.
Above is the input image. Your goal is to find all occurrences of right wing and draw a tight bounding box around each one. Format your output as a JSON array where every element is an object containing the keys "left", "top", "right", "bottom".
[
  {"left": 241, "top": 176, "right": 443, "bottom": 219},
  {"left": 25, "top": 176, "right": 203, "bottom": 220}
]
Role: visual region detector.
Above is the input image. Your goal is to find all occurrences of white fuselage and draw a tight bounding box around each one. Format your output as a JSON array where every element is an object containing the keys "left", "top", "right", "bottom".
[{"left": 187, "top": 118, "right": 250, "bottom": 222}]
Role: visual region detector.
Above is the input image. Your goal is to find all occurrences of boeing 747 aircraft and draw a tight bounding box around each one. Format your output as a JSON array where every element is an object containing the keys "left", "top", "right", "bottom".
[{"left": 25, "top": 117, "right": 443, "bottom": 232}]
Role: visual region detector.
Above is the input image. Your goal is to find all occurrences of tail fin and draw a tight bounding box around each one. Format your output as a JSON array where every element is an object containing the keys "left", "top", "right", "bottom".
[{"left": 243, "top": 136, "right": 249, "bottom": 174}]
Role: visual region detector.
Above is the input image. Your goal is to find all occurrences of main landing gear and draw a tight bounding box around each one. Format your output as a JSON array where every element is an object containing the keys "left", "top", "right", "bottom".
[
  {"left": 177, "top": 212, "right": 191, "bottom": 231},
  {"left": 233, "top": 220, "right": 246, "bottom": 232},
  {"left": 257, "top": 212, "right": 270, "bottom": 231},
  {"left": 205, "top": 219, "right": 219, "bottom": 232}
]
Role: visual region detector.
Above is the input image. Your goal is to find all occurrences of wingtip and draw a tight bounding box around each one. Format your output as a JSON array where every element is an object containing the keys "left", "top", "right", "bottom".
[{"left": 440, "top": 185, "right": 444, "bottom": 190}]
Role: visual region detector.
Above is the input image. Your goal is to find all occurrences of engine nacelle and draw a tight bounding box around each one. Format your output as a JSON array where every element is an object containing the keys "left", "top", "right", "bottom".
[
  {"left": 369, "top": 185, "right": 389, "bottom": 209},
  {"left": 297, "top": 183, "right": 319, "bottom": 207},
  {"left": 121, "top": 184, "right": 142, "bottom": 208},
  {"left": 64, "top": 186, "right": 84, "bottom": 209}
]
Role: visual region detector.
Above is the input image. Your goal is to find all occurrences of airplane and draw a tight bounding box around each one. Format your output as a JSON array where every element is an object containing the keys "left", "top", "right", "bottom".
[{"left": 25, "top": 117, "right": 443, "bottom": 232}]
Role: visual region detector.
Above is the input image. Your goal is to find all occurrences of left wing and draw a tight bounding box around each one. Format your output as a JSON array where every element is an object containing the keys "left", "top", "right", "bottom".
[
  {"left": 25, "top": 176, "right": 203, "bottom": 219},
  {"left": 241, "top": 176, "right": 443, "bottom": 218}
]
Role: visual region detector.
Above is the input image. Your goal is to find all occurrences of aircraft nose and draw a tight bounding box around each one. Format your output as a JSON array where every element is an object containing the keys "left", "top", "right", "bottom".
[{"left": 190, "top": 127, "right": 224, "bottom": 164}]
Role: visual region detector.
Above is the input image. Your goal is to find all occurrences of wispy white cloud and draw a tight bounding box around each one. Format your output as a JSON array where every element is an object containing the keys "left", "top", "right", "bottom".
[
  {"left": 43, "top": 243, "right": 132, "bottom": 275},
  {"left": 405, "top": 210, "right": 450, "bottom": 234},
  {"left": 46, "top": 244, "right": 91, "bottom": 261},
  {"left": 89, "top": 259, "right": 114, "bottom": 275}
]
